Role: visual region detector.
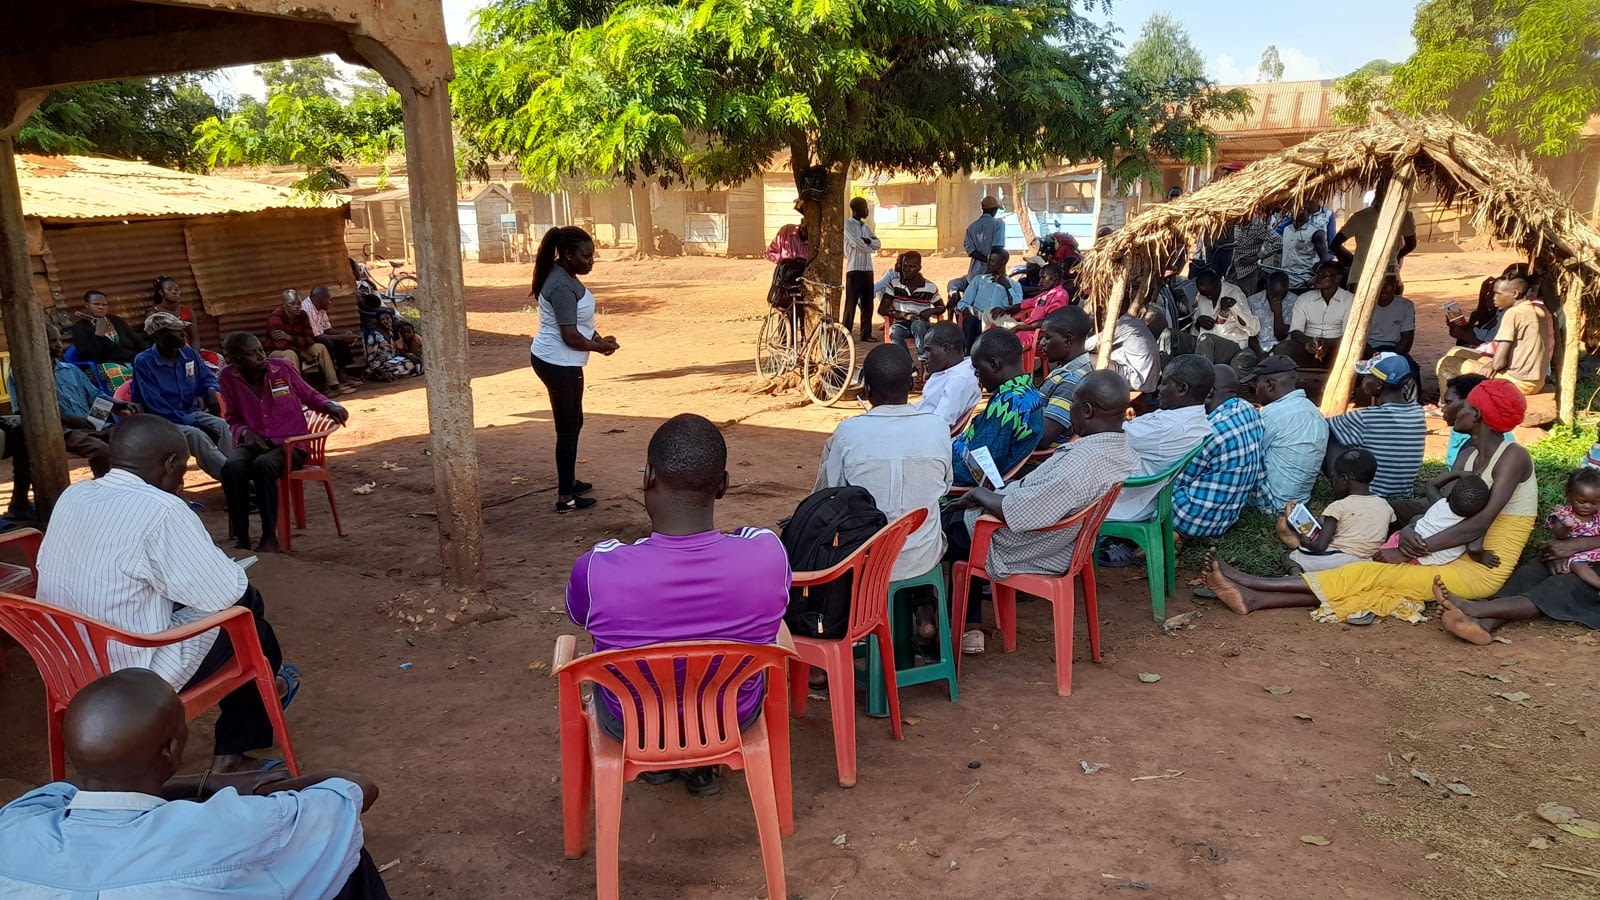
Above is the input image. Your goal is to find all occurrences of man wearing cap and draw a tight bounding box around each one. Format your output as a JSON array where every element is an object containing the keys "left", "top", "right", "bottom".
[
  {"left": 132, "top": 312, "right": 230, "bottom": 479},
  {"left": 1248, "top": 356, "right": 1327, "bottom": 512},
  {"left": 1324, "top": 353, "right": 1426, "bottom": 499},
  {"left": 948, "top": 196, "right": 1006, "bottom": 301}
]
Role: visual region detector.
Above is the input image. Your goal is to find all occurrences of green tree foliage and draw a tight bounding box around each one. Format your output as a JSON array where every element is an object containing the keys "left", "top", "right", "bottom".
[
  {"left": 193, "top": 59, "right": 404, "bottom": 195},
  {"left": 1124, "top": 13, "right": 1207, "bottom": 87},
  {"left": 1258, "top": 46, "right": 1285, "bottom": 82},
  {"left": 1349, "top": 59, "right": 1397, "bottom": 77},
  {"left": 455, "top": 0, "right": 1246, "bottom": 276},
  {"left": 17, "top": 76, "right": 227, "bottom": 171},
  {"left": 1391, "top": 0, "right": 1600, "bottom": 155}
]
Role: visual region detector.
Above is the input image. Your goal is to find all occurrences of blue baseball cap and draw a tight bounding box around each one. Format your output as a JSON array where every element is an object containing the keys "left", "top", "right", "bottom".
[{"left": 1355, "top": 352, "right": 1413, "bottom": 385}]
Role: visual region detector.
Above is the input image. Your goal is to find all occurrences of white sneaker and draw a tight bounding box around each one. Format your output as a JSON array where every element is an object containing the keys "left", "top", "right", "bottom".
[{"left": 961, "top": 629, "right": 985, "bottom": 655}]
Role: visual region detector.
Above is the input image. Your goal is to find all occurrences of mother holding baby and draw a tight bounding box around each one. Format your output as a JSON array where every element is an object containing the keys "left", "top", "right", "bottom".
[{"left": 1203, "top": 379, "right": 1537, "bottom": 626}]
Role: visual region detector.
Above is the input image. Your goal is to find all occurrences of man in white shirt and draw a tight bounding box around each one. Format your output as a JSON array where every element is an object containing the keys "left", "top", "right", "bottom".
[
  {"left": 300, "top": 285, "right": 362, "bottom": 375},
  {"left": 843, "top": 197, "right": 882, "bottom": 342},
  {"left": 1246, "top": 270, "right": 1296, "bottom": 357},
  {"left": 915, "top": 322, "right": 984, "bottom": 431},
  {"left": 1085, "top": 315, "right": 1161, "bottom": 395},
  {"left": 1192, "top": 270, "right": 1257, "bottom": 366},
  {"left": 816, "top": 345, "right": 953, "bottom": 582},
  {"left": 36, "top": 415, "right": 297, "bottom": 774},
  {"left": 1279, "top": 261, "right": 1353, "bottom": 368},
  {"left": 1103, "top": 354, "right": 1215, "bottom": 543}
]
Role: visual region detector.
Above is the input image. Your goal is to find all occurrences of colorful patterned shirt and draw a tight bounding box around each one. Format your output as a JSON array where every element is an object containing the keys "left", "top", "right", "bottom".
[
  {"left": 1547, "top": 505, "right": 1600, "bottom": 565},
  {"left": 1037, "top": 353, "right": 1094, "bottom": 443},
  {"left": 1173, "top": 397, "right": 1267, "bottom": 537},
  {"left": 952, "top": 374, "right": 1043, "bottom": 487}
]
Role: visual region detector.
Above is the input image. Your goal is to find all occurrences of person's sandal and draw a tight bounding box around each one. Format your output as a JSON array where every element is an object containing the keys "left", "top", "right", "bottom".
[
  {"left": 555, "top": 496, "right": 598, "bottom": 513},
  {"left": 961, "top": 629, "right": 985, "bottom": 655},
  {"left": 1345, "top": 611, "right": 1377, "bottom": 626}
]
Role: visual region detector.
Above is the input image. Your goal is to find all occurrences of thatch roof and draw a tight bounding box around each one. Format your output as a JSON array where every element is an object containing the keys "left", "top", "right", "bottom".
[{"left": 1080, "top": 113, "right": 1600, "bottom": 319}]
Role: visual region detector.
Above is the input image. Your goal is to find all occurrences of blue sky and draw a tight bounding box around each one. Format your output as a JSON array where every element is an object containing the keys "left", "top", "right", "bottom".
[{"left": 214, "top": 0, "right": 1419, "bottom": 99}]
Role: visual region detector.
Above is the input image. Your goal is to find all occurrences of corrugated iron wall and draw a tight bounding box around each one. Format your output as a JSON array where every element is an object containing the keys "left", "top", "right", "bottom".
[
  {"left": 186, "top": 208, "right": 352, "bottom": 317},
  {"left": 210, "top": 301, "right": 363, "bottom": 353},
  {"left": 41, "top": 219, "right": 197, "bottom": 325}
]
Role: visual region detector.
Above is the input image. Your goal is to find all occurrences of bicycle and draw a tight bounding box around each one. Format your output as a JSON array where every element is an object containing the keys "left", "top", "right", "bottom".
[
  {"left": 755, "top": 277, "right": 856, "bottom": 406},
  {"left": 354, "top": 257, "right": 420, "bottom": 319}
]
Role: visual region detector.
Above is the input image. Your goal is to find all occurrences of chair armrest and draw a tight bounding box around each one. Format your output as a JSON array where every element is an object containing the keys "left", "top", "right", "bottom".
[
  {"left": 0, "top": 528, "right": 44, "bottom": 568},
  {"left": 792, "top": 554, "right": 863, "bottom": 588},
  {"left": 775, "top": 621, "right": 797, "bottom": 653},
  {"left": 114, "top": 606, "right": 252, "bottom": 648},
  {"left": 967, "top": 514, "right": 1003, "bottom": 571},
  {"left": 282, "top": 425, "right": 338, "bottom": 450}
]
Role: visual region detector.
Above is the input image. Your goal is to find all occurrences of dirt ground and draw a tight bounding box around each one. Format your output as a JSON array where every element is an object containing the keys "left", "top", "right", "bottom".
[{"left": 3, "top": 249, "right": 1598, "bottom": 899}]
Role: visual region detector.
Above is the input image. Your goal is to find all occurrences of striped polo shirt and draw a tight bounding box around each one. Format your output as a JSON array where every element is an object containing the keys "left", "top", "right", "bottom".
[{"left": 1326, "top": 401, "right": 1427, "bottom": 498}]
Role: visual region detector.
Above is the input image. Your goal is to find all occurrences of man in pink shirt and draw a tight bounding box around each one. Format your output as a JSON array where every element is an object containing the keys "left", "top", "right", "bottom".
[
  {"left": 566, "top": 413, "right": 791, "bottom": 796},
  {"left": 218, "top": 331, "right": 349, "bottom": 552}
]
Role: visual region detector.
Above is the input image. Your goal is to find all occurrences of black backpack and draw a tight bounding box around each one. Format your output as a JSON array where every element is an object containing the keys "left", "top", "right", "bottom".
[{"left": 780, "top": 486, "right": 887, "bottom": 639}]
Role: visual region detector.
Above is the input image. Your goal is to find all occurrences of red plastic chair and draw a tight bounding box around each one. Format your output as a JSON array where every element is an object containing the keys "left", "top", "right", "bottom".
[
  {"left": 788, "top": 509, "right": 924, "bottom": 788},
  {"left": 0, "top": 528, "right": 42, "bottom": 680},
  {"left": 951, "top": 484, "right": 1123, "bottom": 696},
  {"left": 278, "top": 409, "right": 344, "bottom": 552},
  {"left": 554, "top": 635, "right": 798, "bottom": 900},
  {"left": 0, "top": 593, "right": 300, "bottom": 779}
]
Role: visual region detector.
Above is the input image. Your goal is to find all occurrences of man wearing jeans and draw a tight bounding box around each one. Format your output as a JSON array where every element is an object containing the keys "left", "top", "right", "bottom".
[
  {"left": 566, "top": 414, "right": 790, "bottom": 796},
  {"left": 133, "top": 311, "right": 230, "bottom": 479}
]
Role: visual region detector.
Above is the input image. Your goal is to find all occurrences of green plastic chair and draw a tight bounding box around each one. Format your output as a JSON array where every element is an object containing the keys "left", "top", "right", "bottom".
[
  {"left": 861, "top": 565, "right": 957, "bottom": 717},
  {"left": 1098, "top": 438, "right": 1210, "bottom": 622}
]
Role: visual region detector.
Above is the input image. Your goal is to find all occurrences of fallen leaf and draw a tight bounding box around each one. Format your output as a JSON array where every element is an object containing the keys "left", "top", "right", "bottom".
[
  {"left": 1496, "top": 691, "right": 1532, "bottom": 703},
  {"left": 380, "top": 461, "right": 409, "bottom": 471},
  {"left": 1375, "top": 775, "right": 1395, "bottom": 786},
  {"left": 1446, "top": 782, "right": 1477, "bottom": 796},
  {"left": 1294, "top": 714, "right": 1314, "bottom": 721},
  {"left": 1528, "top": 836, "right": 1553, "bottom": 850},
  {"left": 1485, "top": 673, "right": 1513, "bottom": 683},
  {"left": 526, "top": 661, "right": 547, "bottom": 671},
  {"left": 1558, "top": 822, "right": 1600, "bottom": 839},
  {"left": 1561, "top": 719, "right": 1579, "bottom": 726},
  {"left": 1138, "top": 672, "right": 1162, "bottom": 683},
  {"left": 1080, "top": 761, "right": 1111, "bottom": 775},
  {"left": 1265, "top": 685, "right": 1293, "bottom": 695},
  {"left": 1300, "top": 835, "right": 1331, "bottom": 846},
  {"left": 1161, "top": 611, "right": 1200, "bottom": 632},
  {"left": 903, "top": 716, "right": 922, "bottom": 727},
  {"left": 1401, "top": 751, "right": 1419, "bottom": 763},
  {"left": 1537, "top": 803, "right": 1579, "bottom": 825},
  {"left": 1412, "top": 769, "right": 1437, "bottom": 786},
  {"left": 833, "top": 833, "right": 848, "bottom": 847},
  {"left": 1492, "top": 636, "right": 1512, "bottom": 644},
  {"left": 351, "top": 481, "right": 377, "bottom": 495},
  {"left": 1425, "top": 852, "right": 1443, "bottom": 860}
]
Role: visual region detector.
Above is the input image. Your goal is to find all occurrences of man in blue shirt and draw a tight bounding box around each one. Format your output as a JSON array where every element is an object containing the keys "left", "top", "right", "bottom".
[
  {"left": 951, "top": 329, "right": 1043, "bottom": 487},
  {"left": 133, "top": 311, "right": 229, "bottom": 479},
  {"left": 0, "top": 668, "right": 390, "bottom": 898},
  {"left": 5, "top": 325, "right": 139, "bottom": 515}
]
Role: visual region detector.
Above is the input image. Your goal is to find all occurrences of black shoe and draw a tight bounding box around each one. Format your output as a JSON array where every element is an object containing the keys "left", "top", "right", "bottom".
[
  {"left": 555, "top": 496, "right": 598, "bottom": 513},
  {"left": 570, "top": 480, "right": 594, "bottom": 495},
  {"left": 638, "top": 770, "right": 677, "bottom": 785},
  {"left": 679, "top": 767, "right": 720, "bottom": 796}
]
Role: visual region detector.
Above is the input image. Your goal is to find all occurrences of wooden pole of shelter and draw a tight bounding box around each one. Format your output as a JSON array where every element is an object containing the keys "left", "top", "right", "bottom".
[
  {"left": 1093, "top": 271, "right": 1128, "bottom": 369},
  {"left": 1559, "top": 278, "right": 1585, "bottom": 424},
  {"left": 392, "top": 74, "right": 487, "bottom": 591},
  {"left": 1318, "top": 161, "right": 1417, "bottom": 416},
  {"left": 0, "top": 123, "right": 70, "bottom": 512}
]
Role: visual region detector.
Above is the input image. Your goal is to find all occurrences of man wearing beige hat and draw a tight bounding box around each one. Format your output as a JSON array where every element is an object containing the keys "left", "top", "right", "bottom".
[{"left": 132, "top": 312, "right": 230, "bottom": 479}]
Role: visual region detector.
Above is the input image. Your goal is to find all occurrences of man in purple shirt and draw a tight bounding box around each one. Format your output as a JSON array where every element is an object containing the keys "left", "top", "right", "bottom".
[
  {"left": 566, "top": 413, "right": 790, "bottom": 796},
  {"left": 217, "top": 331, "right": 349, "bottom": 552}
]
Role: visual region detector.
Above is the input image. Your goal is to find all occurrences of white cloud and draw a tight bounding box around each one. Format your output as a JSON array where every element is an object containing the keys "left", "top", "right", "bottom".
[{"left": 1208, "top": 47, "right": 1333, "bottom": 86}]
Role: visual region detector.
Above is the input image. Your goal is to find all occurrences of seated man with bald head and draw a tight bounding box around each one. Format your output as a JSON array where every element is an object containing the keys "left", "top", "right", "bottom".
[
  {"left": 0, "top": 669, "right": 389, "bottom": 898},
  {"left": 36, "top": 415, "right": 299, "bottom": 774},
  {"left": 944, "top": 370, "right": 1138, "bottom": 654}
]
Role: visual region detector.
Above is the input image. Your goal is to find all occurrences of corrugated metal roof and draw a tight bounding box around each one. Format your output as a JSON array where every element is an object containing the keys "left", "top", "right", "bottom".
[
  {"left": 17, "top": 155, "right": 343, "bottom": 222},
  {"left": 1206, "top": 79, "right": 1343, "bottom": 136}
]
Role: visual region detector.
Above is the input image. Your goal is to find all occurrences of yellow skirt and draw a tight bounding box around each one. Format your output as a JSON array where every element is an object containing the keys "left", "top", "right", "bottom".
[{"left": 1303, "top": 515, "right": 1535, "bottom": 623}]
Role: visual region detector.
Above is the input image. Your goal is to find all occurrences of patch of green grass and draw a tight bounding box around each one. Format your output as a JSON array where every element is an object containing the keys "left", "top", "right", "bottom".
[{"left": 1178, "top": 425, "right": 1598, "bottom": 578}]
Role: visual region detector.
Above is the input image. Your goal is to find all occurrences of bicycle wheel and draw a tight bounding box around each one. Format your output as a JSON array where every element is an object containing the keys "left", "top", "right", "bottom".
[
  {"left": 803, "top": 321, "right": 856, "bottom": 406},
  {"left": 389, "top": 274, "right": 420, "bottom": 316},
  {"left": 756, "top": 307, "right": 797, "bottom": 378}
]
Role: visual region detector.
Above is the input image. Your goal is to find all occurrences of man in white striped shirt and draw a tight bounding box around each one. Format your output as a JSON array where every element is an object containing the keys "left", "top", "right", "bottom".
[
  {"left": 37, "top": 415, "right": 296, "bottom": 773},
  {"left": 844, "top": 196, "right": 882, "bottom": 342}
]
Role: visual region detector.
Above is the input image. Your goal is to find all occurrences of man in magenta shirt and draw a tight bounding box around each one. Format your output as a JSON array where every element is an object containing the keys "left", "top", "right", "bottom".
[
  {"left": 566, "top": 413, "right": 790, "bottom": 796},
  {"left": 217, "top": 331, "right": 349, "bottom": 552}
]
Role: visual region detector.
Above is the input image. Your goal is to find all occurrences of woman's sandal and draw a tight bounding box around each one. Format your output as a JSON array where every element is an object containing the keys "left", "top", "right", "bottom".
[{"left": 276, "top": 663, "right": 302, "bottom": 711}]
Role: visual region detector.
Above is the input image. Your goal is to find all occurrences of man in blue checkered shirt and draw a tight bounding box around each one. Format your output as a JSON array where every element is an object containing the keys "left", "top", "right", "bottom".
[{"left": 1173, "top": 364, "right": 1266, "bottom": 538}]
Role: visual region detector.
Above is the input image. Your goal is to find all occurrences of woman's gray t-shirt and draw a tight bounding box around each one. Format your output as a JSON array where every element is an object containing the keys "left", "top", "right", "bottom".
[{"left": 530, "top": 267, "right": 596, "bottom": 366}]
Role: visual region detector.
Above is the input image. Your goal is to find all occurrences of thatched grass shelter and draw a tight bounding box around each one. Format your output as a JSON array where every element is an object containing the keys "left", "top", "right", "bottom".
[{"left": 1080, "top": 112, "right": 1600, "bottom": 421}]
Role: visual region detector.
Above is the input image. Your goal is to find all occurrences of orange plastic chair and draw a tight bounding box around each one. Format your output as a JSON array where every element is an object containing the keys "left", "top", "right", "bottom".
[
  {"left": 788, "top": 509, "right": 923, "bottom": 787},
  {"left": 554, "top": 635, "right": 798, "bottom": 900},
  {"left": 277, "top": 409, "right": 344, "bottom": 552},
  {"left": 0, "top": 593, "right": 300, "bottom": 779},
  {"left": 951, "top": 484, "right": 1123, "bottom": 696},
  {"left": 0, "top": 528, "right": 42, "bottom": 680}
]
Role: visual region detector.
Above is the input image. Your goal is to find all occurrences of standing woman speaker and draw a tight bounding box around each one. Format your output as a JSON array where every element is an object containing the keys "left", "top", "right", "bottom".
[{"left": 529, "top": 227, "right": 620, "bottom": 512}]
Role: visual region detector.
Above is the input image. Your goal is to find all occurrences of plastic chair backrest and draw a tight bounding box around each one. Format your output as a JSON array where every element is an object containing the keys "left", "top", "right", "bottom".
[
  {"left": 0, "top": 594, "right": 131, "bottom": 706},
  {"left": 295, "top": 409, "right": 340, "bottom": 466},
  {"left": 1121, "top": 436, "right": 1212, "bottom": 490},
  {"left": 1064, "top": 485, "right": 1126, "bottom": 575},
  {"left": 557, "top": 640, "right": 794, "bottom": 767},
  {"left": 792, "top": 509, "right": 924, "bottom": 643}
]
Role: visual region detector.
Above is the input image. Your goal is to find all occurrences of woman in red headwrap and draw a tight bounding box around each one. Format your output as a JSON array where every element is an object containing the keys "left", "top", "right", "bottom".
[{"left": 1200, "top": 379, "right": 1537, "bottom": 623}]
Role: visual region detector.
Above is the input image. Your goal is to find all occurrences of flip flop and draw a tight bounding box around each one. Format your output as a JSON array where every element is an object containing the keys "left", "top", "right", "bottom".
[
  {"left": 276, "top": 663, "right": 302, "bottom": 711},
  {"left": 1193, "top": 586, "right": 1219, "bottom": 600},
  {"left": 1345, "top": 611, "right": 1377, "bottom": 626},
  {"left": 258, "top": 757, "right": 286, "bottom": 772}
]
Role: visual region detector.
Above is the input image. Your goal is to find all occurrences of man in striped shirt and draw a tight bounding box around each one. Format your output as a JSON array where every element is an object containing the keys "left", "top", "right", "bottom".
[
  {"left": 1325, "top": 353, "right": 1426, "bottom": 498},
  {"left": 36, "top": 415, "right": 297, "bottom": 774}
]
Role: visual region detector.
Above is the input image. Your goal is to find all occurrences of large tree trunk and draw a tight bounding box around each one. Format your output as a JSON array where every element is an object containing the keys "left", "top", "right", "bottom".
[
  {"left": 809, "top": 155, "right": 852, "bottom": 321},
  {"left": 1010, "top": 178, "right": 1038, "bottom": 254},
  {"left": 628, "top": 182, "right": 658, "bottom": 258}
]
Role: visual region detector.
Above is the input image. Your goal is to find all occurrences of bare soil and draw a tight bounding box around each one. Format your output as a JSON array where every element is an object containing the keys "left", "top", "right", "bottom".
[{"left": 2, "top": 250, "right": 1597, "bottom": 899}]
